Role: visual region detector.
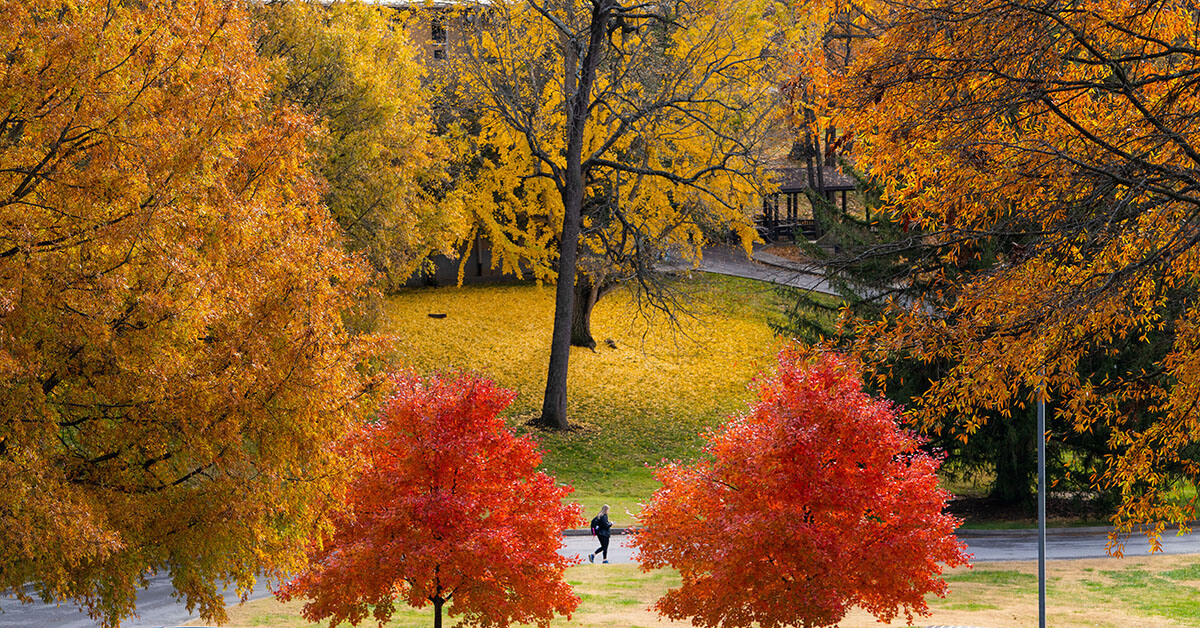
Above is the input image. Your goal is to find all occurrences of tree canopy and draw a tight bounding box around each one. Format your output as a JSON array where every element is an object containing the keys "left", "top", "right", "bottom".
[
  {"left": 450, "top": 0, "right": 781, "bottom": 429},
  {"left": 255, "top": 0, "right": 468, "bottom": 291},
  {"left": 798, "top": 0, "right": 1200, "bottom": 542},
  {"left": 0, "top": 0, "right": 376, "bottom": 624},
  {"left": 774, "top": 175, "right": 1127, "bottom": 508},
  {"left": 278, "top": 372, "right": 582, "bottom": 628},
  {"left": 633, "top": 349, "right": 968, "bottom": 628}
]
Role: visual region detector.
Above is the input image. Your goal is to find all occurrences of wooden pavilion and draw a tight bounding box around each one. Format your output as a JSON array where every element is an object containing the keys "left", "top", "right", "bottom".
[{"left": 758, "top": 165, "right": 857, "bottom": 242}]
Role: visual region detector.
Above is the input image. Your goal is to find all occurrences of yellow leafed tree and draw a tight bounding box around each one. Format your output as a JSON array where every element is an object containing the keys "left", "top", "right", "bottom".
[
  {"left": 448, "top": 0, "right": 784, "bottom": 429},
  {"left": 255, "top": 0, "right": 469, "bottom": 292},
  {"left": 799, "top": 0, "right": 1200, "bottom": 545},
  {"left": 0, "top": 0, "right": 377, "bottom": 624}
]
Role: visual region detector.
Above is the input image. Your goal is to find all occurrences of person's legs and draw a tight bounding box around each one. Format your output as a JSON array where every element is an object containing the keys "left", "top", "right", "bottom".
[{"left": 599, "top": 534, "right": 610, "bottom": 560}]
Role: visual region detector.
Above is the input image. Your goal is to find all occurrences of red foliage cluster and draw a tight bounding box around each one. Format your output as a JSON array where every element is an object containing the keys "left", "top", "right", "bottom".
[
  {"left": 633, "top": 349, "right": 970, "bottom": 628},
  {"left": 278, "top": 372, "right": 582, "bottom": 627}
]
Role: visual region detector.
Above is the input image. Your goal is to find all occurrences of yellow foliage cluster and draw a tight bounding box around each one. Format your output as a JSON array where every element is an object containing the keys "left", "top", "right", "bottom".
[
  {"left": 443, "top": 0, "right": 779, "bottom": 282},
  {"left": 0, "top": 0, "right": 377, "bottom": 624},
  {"left": 255, "top": 1, "right": 470, "bottom": 290}
]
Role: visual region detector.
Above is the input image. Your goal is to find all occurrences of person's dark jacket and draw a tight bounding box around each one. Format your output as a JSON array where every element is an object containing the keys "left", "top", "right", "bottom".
[{"left": 591, "top": 514, "right": 612, "bottom": 537}]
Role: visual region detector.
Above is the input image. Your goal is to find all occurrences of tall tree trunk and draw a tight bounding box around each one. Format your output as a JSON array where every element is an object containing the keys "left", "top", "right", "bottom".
[
  {"left": 989, "top": 408, "right": 1037, "bottom": 505},
  {"left": 571, "top": 273, "right": 599, "bottom": 349},
  {"left": 432, "top": 596, "right": 444, "bottom": 628},
  {"left": 536, "top": 0, "right": 611, "bottom": 431},
  {"left": 539, "top": 177, "right": 584, "bottom": 430},
  {"left": 572, "top": 271, "right": 619, "bottom": 349}
]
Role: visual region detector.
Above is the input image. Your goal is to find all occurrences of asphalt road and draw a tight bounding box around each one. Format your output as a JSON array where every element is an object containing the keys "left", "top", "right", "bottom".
[
  {"left": 5, "top": 527, "right": 1200, "bottom": 627},
  {"left": 0, "top": 576, "right": 272, "bottom": 628},
  {"left": 957, "top": 525, "right": 1200, "bottom": 561},
  {"left": 559, "top": 525, "right": 1200, "bottom": 565}
]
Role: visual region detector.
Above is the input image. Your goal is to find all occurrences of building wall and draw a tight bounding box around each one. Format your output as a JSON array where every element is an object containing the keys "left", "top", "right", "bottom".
[
  {"left": 403, "top": 236, "right": 534, "bottom": 288},
  {"left": 395, "top": 3, "right": 472, "bottom": 66}
]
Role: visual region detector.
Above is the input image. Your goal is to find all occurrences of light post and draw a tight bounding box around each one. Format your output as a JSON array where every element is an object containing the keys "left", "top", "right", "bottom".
[{"left": 1037, "top": 370, "right": 1047, "bottom": 628}]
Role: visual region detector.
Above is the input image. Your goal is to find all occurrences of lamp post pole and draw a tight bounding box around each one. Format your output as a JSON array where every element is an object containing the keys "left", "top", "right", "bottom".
[{"left": 1038, "top": 372, "right": 1047, "bottom": 628}]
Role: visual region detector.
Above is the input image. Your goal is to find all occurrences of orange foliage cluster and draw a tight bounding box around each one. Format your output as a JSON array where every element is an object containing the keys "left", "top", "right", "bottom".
[
  {"left": 633, "top": 349, "right": 968, "bottom": 628},
  {"left": 0, "top": 0, "right": 375, "bottom": 624},
  {"left": 278, "top": 372, "right": 582, "bottom": 628},
  {"left": 800, "top": 0, "right": 1200, "bottom": 540}
]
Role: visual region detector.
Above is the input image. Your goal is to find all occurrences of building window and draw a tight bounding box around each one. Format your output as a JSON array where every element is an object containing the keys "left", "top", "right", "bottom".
[
  {"left": 433, "top": 48, "right": 446, "bottom": 60},
  {"left": 431, "top": 15, "right": 446, "bottom": 43}
]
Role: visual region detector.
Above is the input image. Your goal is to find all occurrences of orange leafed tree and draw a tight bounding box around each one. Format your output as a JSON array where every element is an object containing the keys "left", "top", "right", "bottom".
[
  {"left": 796, "top": 0, "right": 1200, "bottom": 544},
  {"left": 278, "top": 372, "right": 583, "bottom": 628},
  {"left": 0, "top": 0, "right": 375, "bottom": 625},
  {"left": 633, "top": 349, "right": 968, "bottom": 628}
]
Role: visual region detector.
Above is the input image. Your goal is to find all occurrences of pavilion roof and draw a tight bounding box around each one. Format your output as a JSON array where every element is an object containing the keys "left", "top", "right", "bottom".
[{"left": 769, "top": 165, "right": 856, "bottom": 193}]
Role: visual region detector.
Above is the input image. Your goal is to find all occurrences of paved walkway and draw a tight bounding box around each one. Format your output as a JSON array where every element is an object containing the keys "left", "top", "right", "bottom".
[
  {"left": 0, "top": 575, "right": 261, "bottom": 628},
  {"left": 686, "top": 244, "right": 837, "bottom": 295}
]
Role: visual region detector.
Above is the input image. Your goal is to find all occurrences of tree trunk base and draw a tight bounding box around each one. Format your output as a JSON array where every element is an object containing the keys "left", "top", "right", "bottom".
[
  {"left": 525, "top": 413, "right": 581, "bottom": 431},
  {"left": 571, "top": 271, "right": 618, "bottom": 350}
]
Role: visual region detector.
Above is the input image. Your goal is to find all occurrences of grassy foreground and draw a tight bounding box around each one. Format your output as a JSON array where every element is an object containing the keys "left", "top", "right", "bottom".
[
  {"left": 380, "top": 273, "right": 784, "bottom": 520},
  {"left": 194, "top": 555, "right": 1200, "bottom": 628}
]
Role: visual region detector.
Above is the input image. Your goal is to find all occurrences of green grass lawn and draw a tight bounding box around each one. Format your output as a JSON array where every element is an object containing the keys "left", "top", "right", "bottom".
[
  {"left": 216, "top": 566, "right": 680, "bottom": 628},
  {"left": 380, "top": 273, "right": 785, "bottom": 521},
  {"left": 202, "top": 556, "right": 1200, "bottom": 628}
]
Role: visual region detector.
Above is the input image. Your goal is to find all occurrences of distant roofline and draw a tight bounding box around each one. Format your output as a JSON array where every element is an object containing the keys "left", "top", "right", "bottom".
[{"left": 769, "top": 165, "right": 857, "bottom": 193}]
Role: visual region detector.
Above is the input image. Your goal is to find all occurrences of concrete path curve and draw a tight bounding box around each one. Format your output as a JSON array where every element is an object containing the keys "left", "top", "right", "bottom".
[{"left": 695, "top": 245, "right": 836, "bottom": 295}]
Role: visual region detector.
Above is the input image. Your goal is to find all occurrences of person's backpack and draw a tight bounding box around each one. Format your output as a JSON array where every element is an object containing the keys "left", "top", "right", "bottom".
[{"left": 590, "top": 515, "right": 600, "bottom": 536}]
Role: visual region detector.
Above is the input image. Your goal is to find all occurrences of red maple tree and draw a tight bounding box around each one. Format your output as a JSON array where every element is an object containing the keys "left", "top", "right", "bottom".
[
  {"left": 277, "top": 372, "right": 582, "bottom": 628},
  {"left": 632, "top": 349, "right": 970, "bottom": 628}
]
